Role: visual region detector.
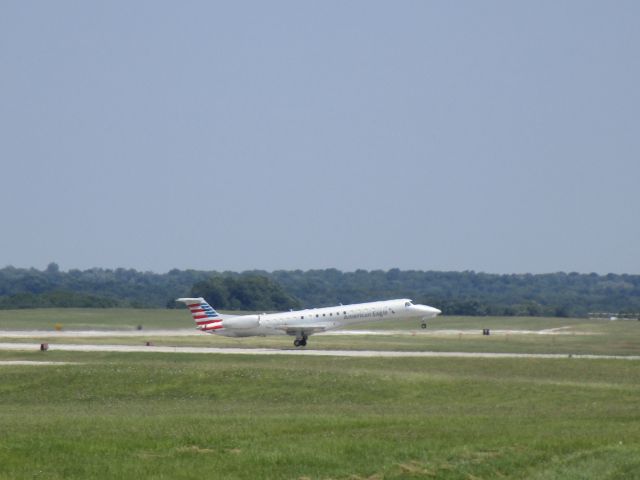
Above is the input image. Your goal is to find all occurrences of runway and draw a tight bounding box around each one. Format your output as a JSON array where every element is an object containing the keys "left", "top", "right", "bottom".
[
  {"left": 0, "top": 360, "right": 77, "bottom": 366},
  {"left": 1, "top": 342, "right": 638, "bottom": 360}
]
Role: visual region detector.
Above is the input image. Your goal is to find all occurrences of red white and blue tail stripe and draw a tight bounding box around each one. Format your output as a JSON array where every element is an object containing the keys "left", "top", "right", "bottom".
[{"left": 176, "top": 297, "right": 224, "bottom": 332}]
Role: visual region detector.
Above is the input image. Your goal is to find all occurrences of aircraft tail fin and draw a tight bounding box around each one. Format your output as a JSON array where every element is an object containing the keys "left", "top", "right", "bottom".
[{"left": 176, "top": 297, "right": 223, "bottom": 330}]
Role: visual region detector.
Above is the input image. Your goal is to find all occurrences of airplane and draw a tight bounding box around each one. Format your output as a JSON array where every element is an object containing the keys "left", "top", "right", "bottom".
[{"left": 176, "top": 297, "right": 441, "bottom": 347}]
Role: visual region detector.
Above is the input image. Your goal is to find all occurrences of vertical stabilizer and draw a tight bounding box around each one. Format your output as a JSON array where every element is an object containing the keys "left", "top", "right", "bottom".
[{"left": 176, "top": 297, "right": 223, "bottom": 331}]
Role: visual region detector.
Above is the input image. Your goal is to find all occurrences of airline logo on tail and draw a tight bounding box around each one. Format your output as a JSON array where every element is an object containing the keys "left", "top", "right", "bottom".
[{"left": 177, "top": 297, "right": 223, "bottom": 331}]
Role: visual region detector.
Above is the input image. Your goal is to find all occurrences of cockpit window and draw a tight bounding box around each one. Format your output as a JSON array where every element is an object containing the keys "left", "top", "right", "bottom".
[{"left": 405, "top": 301, "right": 412, "bottom": 307}]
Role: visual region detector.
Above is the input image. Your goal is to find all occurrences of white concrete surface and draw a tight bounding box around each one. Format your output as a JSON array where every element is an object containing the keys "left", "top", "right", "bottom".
[
  {"left": 0, "top": 360, "right": 76, "bottom": 366},
  {"left": 0, "top": 342, "right": 637, "bottom": 360}
]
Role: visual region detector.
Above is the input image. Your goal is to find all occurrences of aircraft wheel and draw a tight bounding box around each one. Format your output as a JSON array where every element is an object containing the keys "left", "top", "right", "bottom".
[
  {"left": 421, "top": 322, "right": 427, "bottom": 329},
  {"left": 300, "top": 339, "right": 307, "bottom": 346},
  {"left": 293, "top": 339, "right": 301, "bottom": 347}
]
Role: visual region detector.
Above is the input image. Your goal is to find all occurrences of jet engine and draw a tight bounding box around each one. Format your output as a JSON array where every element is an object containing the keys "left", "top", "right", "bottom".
[{"left": 222, "top": 315, "right": 260, "bottom": 329}]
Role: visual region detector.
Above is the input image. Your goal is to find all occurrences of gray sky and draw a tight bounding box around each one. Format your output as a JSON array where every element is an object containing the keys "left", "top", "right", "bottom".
[{"left": 1, "top": 1, "right": 638, "bottom": 274}]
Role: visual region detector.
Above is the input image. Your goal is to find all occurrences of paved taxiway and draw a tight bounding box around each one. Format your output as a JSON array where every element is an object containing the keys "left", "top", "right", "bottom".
[
  {"left": 1, "top": 342, "right": 638, "bottom": 360},
  {"left": 0, "top": 360, "right": 77, "bottom": 366}
]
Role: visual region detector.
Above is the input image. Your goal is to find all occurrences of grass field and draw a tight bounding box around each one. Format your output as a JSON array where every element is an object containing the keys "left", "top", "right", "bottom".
[
  {"left": 0, "top": 308, "right": 626, "bottom": 332},
  {"left": 1, "top": 309, "right": 640, "bottom": 479},
  {"left": 1, "top": 351, "right": 640, "bottom": 479},
  {"left": 0, "top": 308, "right": 189, "bottom": 330}
]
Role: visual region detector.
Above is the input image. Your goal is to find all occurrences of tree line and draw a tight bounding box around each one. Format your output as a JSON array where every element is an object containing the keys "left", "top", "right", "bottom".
[{"left": 1, "top": 263, "right": 639, "bottom": 317}]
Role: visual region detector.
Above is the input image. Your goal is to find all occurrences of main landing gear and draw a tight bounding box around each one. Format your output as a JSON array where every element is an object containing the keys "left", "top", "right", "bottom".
[{"left": 293, "top": 335, "right": 308, "bottom": 347}]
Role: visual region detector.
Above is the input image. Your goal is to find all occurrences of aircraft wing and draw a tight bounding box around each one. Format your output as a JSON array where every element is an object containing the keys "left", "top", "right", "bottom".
[{"left": 274, "top": 323, "right": 332, "bottom": 337}]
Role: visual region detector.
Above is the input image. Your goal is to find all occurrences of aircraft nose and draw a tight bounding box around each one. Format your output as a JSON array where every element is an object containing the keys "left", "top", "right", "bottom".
[
  {"left": 426, "top": 306, "right": 441, "bottom": 316},
  {"left": 415, "top": 305, "right": 441, "bottom": 317}
]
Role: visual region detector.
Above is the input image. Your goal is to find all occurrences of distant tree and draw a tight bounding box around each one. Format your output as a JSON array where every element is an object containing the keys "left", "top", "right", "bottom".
[
  {"left": 190, "top": 275, "right": 300, "bottom": 311},
  {"left": 191, "top": 277, "right": 230, "bottom": 308},
  {"left": 46, "top": 262, "right": 60, "bottom": 274},
  {"left": 1, "top": 266, "right": 640, "bottom": 316}
]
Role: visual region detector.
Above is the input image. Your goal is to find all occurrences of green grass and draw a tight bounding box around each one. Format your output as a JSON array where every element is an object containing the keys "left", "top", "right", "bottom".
[
  {"left": 1, "top": 309, "right": 640, "bottom": 478},
  {"left": 1, "top": 351, "right": 639, "bottom": 479},
  {"left": 0, "top": 308, "right": 189, "bottom": 330},
  {"left": 0, "top": 308, "right": 607, "bottom": 331},
  {"left": 352, "top": 315, "right": 587, "bottom": 331}
]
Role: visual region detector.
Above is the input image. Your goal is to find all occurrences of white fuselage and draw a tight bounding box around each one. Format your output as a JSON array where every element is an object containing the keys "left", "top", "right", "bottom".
[{"left": 209, "top": 298, "right": 441, "bottom": 338}]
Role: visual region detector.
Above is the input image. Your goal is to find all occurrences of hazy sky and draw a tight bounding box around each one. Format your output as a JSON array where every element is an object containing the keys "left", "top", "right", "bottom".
[{"left": 1, "top": 1, "right": 638, "bottom": 274}]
